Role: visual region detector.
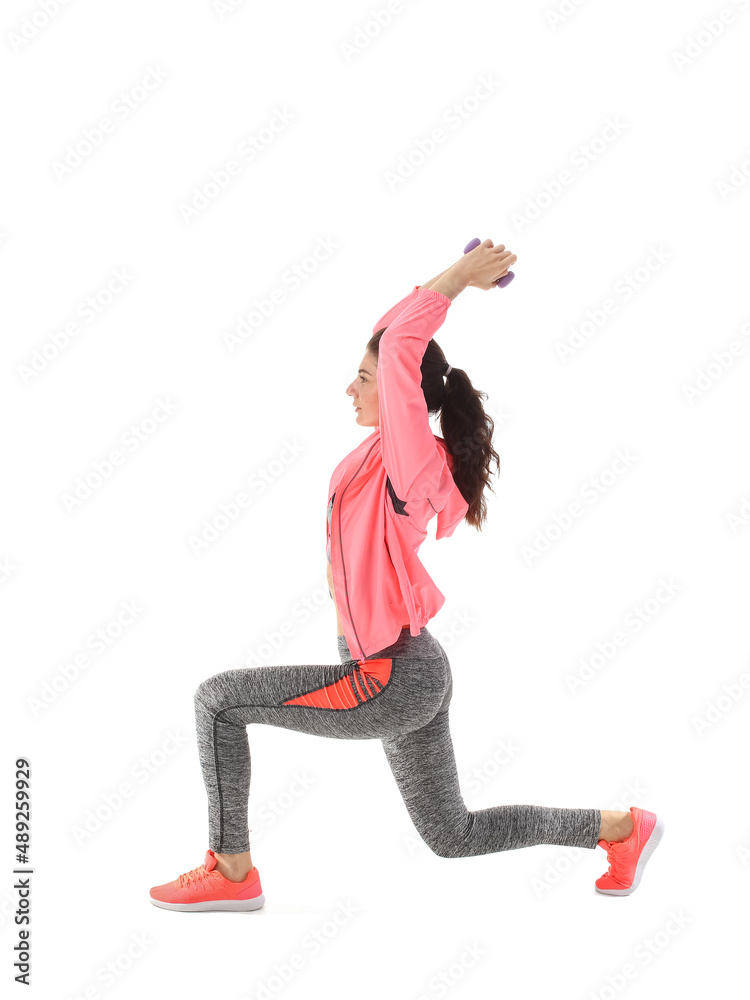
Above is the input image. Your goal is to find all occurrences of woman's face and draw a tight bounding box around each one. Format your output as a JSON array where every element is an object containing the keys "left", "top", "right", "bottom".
[{"left": 346, "top": 352, "right": 379, "bottom": 427}]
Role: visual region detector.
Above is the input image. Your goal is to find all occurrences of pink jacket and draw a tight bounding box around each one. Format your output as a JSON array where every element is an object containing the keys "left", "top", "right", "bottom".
[{"left": 326, "top": 285, "right": 469, "bottom": 661}]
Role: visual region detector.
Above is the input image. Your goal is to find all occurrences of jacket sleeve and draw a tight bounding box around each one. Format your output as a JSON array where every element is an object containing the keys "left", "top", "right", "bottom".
[
  {"left": 376, "top": 285, "right": 455, "bottom": 502},
  {"left": 371, "top": 285, "right": 421, "bottom": 335}
]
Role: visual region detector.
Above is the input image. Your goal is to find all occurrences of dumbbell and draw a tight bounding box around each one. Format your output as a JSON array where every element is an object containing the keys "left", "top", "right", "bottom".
[{"left": 463, "top": 237, "right": 515, "bottom": 287}]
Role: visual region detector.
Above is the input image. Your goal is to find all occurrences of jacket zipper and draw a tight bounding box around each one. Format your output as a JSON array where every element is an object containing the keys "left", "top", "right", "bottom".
[
  {"left": 326, "top": 492, "right": 335, "bottom": 567},
  {"left": 336, "top": 440, "right": 379, "bottom": 661}
]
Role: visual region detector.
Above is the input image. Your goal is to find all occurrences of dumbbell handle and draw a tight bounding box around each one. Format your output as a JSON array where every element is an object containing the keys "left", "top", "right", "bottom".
[{"left": 463, "top": 238, "right": 515, "bottom": 288}]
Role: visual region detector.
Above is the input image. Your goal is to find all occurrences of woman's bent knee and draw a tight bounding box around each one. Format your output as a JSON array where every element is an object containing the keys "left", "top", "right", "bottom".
[
  {"left": 420, "top": 828, "right": 467, "bottom": 859},
  {"left": 426, "top": 838, "right": 461, "bottom": 860},
  {"left": 194, "top": 671, "right": 226, "bottom": 712}
]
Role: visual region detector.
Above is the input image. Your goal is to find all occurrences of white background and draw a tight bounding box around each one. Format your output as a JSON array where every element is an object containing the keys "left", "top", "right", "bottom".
[{"left": 2, "top": 0, "right": 749, "bottom": 997}]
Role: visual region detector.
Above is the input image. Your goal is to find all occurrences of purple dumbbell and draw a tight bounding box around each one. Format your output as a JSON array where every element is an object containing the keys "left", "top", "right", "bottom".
[{"left": 464, "top": 237, "right": 515, "bottom": 287}]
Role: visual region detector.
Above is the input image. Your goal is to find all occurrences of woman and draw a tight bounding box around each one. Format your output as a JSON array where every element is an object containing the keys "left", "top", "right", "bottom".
[{"left": 149, "top": 239, "right": 663, "bottom": 911}]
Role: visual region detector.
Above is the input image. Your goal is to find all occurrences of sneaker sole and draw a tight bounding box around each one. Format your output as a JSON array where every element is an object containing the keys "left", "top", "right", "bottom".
[
  {"left": 595, "top": 815, "right": 665, "bottom": 896},
  {"left": 149, "top": 893, "right": 265, "bottom": 912}
]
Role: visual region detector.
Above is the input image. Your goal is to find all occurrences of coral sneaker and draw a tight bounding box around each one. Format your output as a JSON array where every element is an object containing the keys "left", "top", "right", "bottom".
[
  {"left": 595, "top": 806, "right": 664, "bottom": 896},
  {"left": 149, "top": 849, "right": 265, "bottom": 911}
]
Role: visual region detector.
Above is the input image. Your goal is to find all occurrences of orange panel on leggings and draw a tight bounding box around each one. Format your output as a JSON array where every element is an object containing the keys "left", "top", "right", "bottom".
[{"left": 282, "top": 658, "right": 393, "bottom": 709}]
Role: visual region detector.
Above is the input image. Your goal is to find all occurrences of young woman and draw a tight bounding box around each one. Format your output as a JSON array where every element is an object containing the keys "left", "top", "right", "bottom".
[{"left": 149, "top": 239, "right": 663, "bottom": 911}]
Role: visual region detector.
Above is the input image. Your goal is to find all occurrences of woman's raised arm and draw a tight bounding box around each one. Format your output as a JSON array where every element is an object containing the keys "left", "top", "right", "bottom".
[{"left": 418, "top": 267, "right": 451, "bottom": 292}]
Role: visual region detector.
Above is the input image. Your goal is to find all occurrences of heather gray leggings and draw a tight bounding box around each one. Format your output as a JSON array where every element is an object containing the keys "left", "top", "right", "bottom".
[{"left": 194, "top": 626, "right": 601, "bottom": 855}]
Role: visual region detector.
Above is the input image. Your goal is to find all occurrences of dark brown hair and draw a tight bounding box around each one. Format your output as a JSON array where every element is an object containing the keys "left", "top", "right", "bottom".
[{"left": 366, "top": 329, "right": 500, "bottom": 530}]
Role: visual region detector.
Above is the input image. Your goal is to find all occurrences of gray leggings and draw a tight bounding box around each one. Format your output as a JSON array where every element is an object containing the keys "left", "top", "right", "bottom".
[{"left": 194, "top": 626, "right": 601, "bottom": 855}]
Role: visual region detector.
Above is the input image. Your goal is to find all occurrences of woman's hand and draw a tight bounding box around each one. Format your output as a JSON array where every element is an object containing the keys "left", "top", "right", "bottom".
[{"left": 453, "top": 238, "right": 517, "bottom": 290}]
